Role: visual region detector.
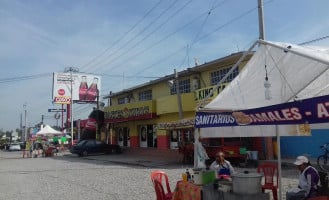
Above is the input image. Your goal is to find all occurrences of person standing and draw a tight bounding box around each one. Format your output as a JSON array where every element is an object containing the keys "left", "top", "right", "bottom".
[
  {"left": 209, "top": 151, "right": 235, "bottom": 178},
  {"left": 286, "top": 155, "right": 320, "bottom": 200},
  {"left": 23, "top": 139, "right": 31, "bottom": 158}
]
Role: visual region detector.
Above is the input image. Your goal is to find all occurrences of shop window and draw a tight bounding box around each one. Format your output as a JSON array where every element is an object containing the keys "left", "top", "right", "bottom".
[
  {"left": 211, "top": 66, "right": 239, "bottom": 85},
  {"left": 118, "top": 97, "right": 125, "bottom": 105},
  {"left": 170, "top": 78, "right": 191, "bottom": 95},
  {"left": 138, "top": 90, "right": 152, "bottom": 101}
]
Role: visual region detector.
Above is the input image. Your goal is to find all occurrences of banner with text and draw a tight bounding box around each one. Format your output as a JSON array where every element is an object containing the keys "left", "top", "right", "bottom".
[{"left": 195, "top": 94, "right": 329, "bottom": 128}]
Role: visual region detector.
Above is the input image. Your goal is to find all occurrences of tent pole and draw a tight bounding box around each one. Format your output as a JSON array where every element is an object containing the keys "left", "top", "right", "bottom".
[
  {"left": 258, "top": 40, "right": 329, "bottom": 66},
  {"left": 276, "top": 125, "right": 282, "bottom": 200},
  {"left": 193, "top": 128, "right": 200, "bottom": 169}
]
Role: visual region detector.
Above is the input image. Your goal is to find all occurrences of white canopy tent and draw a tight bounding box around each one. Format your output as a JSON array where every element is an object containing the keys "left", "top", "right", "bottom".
[
  {"left": 36, "top": 124, "right": 62, "bottom": 136},
  {"left": 195, "top": 40, "right": 329, "bottom": 200}
]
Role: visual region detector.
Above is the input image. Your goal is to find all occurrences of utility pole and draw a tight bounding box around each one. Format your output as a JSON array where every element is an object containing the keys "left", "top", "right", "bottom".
[
  {"left": 258, "top": 0, "right": 265, "bottom": 40},
  {"left": 20, "top": 112, "right": 23, "bottom": 142},
  {"left": 23, "top": 103, "right": 27, "bottom": 142},
  {"left": 175, "top": 69, "right": 183, "bottom": 120},
  {"left": 64, "top": 67, "right": 79, "bottom": 145}
]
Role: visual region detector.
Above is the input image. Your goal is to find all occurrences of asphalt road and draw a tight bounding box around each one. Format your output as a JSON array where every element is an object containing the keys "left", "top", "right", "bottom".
[{"left": 0, "top": 150, "right": 299, "bottom": 200}]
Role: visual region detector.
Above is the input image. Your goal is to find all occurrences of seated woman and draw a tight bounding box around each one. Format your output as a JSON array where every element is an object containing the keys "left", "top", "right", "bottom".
[{"left": 210, "top": 151, "right": 235, "bottom": 179}]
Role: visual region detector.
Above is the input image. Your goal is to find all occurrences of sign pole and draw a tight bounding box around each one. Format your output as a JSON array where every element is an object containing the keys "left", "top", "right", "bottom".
[
  {"left": 70, "top": 69, "right": 74, "bottom": 146},
  {"left": 61, "top": 104, "right": 64, "bottom": 131}
]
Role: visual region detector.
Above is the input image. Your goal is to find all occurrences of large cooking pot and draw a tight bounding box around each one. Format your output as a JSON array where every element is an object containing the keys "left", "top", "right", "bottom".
[{"left": 231, "top": 171, "right": 262, "bottom": 194}]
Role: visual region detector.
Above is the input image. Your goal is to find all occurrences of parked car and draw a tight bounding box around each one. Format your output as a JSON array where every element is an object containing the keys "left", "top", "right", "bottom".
[
  {"left": 70, "top": 139, "right": 122, "bottom": 157},
  {"left": 9, "top": 143, "right": 21, "bottom": 151}
]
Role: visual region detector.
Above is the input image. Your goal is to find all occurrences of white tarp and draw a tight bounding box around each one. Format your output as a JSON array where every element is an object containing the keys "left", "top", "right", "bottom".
[
  {"left": 205, "top": 40, "right": 329, "bottom": 111},
  {"left": 36, "top": 125, "right": 62, "bottom": 135},
  {"left": 195, "top": 40, "right": 329, "bottom": 200},
  {"left": 199, "top": 40, "right": 329, "bottom": 138}
]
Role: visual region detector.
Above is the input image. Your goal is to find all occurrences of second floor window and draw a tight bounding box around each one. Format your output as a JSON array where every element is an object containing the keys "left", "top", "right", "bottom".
[
  {"left": 118, "top": 97, "right": 125, "bottom": 105},
  {"left": 138, "top": 90, "right": 152, "bottom": 101},
  {"left": 211, "top": 66, "right": 239, "bottom": 85},
  {"left": 170, "top": 78, "right": 191, "bottom": 95}
]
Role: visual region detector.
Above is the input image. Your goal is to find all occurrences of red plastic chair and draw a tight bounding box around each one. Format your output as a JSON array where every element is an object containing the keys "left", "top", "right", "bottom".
[
  {"left": 150, "top": 170, "right": 173, "bottom": 200},
  {"left": 153, "top": 180, "right": 167, "bottom": 200},
  {"left": 257, "top": 162, "right": 278, "bottom": 200}
]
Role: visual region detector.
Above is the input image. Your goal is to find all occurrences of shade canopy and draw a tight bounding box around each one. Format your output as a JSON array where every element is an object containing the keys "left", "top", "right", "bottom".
[
  {"left": 36, "top": 125, "right": 62, "bottom": 136},
  {"left": 205, "top": 40, "right": 329, "bottom": 111},
  {"left": 197, "top": 40, "right": 329, "bottom": 138}
]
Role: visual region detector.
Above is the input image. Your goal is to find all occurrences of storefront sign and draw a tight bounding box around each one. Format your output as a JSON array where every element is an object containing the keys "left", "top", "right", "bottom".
[
  {"left": 105, "top": 105, "right": 155, "bottom": 122},
  {"left": 194, "top": 84, "right": 227, "bottom": 102},
  {"left": 195, "top": 94, "right": 329, "bottom": 128},
  {"left": 157, "top": 118, "right": 195, "bottom": 129}
]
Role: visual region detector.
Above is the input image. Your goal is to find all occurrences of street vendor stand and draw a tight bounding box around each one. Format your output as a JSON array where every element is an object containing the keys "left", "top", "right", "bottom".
[
  {"left": 194, "top": 39, "right": 329, "bottom": 200},
  {"left": 173, "top": 180, "right": 269, "bottom": 200}
]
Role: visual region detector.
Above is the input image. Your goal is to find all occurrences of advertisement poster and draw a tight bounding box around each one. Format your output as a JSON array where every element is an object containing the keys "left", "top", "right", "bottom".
[{"left": 53, "top": 73, "right": 101, "bottom": 104}]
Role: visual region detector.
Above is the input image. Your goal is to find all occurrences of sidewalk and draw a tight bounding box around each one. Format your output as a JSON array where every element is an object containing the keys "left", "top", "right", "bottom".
[
  {"left": 64, "top": 148, "right": 315, "bottom": 169},
  {"left": 66, "top": 148, "right": 186, "bottom": 168},
  {"left": 1, "top": 148, "right": 316, "bottom": 169}
]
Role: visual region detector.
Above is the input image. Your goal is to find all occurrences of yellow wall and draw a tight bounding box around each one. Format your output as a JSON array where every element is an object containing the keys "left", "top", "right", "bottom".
[{"left": 104, "top": 52, "right": 253, "bottom": 144}]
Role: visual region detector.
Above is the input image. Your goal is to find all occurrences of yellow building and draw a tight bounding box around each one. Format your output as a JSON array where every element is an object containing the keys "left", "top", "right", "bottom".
[{"left": 103, "top": 51, "right": 253, "bottom": 151}]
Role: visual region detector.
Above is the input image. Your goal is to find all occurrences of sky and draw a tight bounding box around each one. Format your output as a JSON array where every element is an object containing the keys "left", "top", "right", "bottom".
[{"left": 1, "top": 0, "right": 329, "bottom": 132}]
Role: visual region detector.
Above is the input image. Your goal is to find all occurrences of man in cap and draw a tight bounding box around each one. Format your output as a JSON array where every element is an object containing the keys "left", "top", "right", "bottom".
[{"left": 286, "top": 155, "right": 320, "bottom": 200}]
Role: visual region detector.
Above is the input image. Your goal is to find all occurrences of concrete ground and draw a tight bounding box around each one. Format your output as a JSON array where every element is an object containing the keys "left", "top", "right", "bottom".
[{"left": 1, "top": 148, "right": 326, "bottom": 200}]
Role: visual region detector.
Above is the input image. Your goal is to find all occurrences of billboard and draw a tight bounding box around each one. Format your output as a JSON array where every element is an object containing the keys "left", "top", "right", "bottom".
[{"left": 53, "top": 73, "right": 101, "bottom": 104}]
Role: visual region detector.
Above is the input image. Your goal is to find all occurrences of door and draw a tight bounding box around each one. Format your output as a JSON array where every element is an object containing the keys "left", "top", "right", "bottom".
[
  {"left": 140, "top": 126, "right": 147, "bottom": 148},
  {"left": 147, "top": 125, "right": 154, "bottom": 148},
  {"left": 118, "top": 128, "right": 123, "bottom": 146},
  {"left": 123, "top": 127, "right": 129, "bottom": 147}
]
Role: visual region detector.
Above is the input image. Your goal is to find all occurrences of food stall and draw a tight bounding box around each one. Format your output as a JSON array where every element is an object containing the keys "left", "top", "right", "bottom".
[
  {"left": 172, "top": 170, "right": 270, "bottom": 200},
  {"left": 179, "top": 136, "right": 258, "bottom": 165}
]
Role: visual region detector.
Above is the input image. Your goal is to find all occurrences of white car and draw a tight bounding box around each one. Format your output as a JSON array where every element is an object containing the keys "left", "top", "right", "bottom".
[{"left": 9, "top": 144, "right": 21, "bottom": 151}]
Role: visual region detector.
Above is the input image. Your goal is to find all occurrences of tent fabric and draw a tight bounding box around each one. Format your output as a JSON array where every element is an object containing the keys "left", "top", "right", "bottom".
[
  {"left": 195, "top": 40, "right": 329, "bottom": 200},
  {"left": 36, "top": 125, "right": 62, "bottom": 135},
  {"left": 198, "top": 40, "right": 329, "bottom": 138},
  {"left": 205, "top": 40, "right": 329, "bottom": 111}
]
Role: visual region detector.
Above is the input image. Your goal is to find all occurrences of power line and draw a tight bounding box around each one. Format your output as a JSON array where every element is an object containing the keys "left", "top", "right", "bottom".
[
  {"left": 119, "top": 2, "right": 256, "bottom": 77},
  {"left": 91, "top": 0, "right": 191, "bottom": 73},
  {"left": 97, "top": 1, "right": 228, "bottom": 75},
  {"left": 82, "top": 0, "right": 175, "bottom": 72},
  {"left": 0, "top": 73, "right": 52, "bottom": 84},
  {"left": 80, "top": 0, "right": 163, "bottom": 72},
  {"left": 177, "top": 0, "right": 221, "bottom": 69},
  {"left": 298, "top": 35, "right": 329, "bottom": 46}
]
